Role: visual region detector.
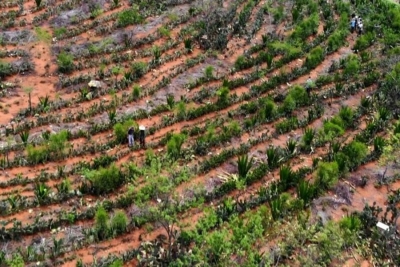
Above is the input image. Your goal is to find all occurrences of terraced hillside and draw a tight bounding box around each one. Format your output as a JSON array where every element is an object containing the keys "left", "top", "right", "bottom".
[{"left": 1, "top": 0, "right": 400, "bottom": 266}]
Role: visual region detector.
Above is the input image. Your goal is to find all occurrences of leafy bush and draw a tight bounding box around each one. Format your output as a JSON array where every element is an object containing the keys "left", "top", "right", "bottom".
[
  {"left": 110, "top": 210, "right": 128, "bottom": 235},
  {"left": 114, "top": 120, "right": 138, "bottom": 144},
  {"left": 26, "top": 144, "right": 48, "bottom": 164},
  {"left": 338, "top": 106, "right": 354, "bottom": 128},
  {"left": 261, "top": 98, "right": 277, "bottom": 120},
  {"left": 343, "top": 55, "right": 360, "bottom": 78},
  {"left": 216, "top": 87, "right": 230, "bottom": 106},
  {"left": 304, "top": 46, "right": 324, "bottom": 70},
  {"left": 167, "top": 133, "right": 186, "bottom": 160},
  {"left": 291, "top": 13, "right": 319, "bottom": 40},
  {"left": 288, "top": 85, "right": 309, "bottom": 106},
  {"left": 342, "top": 141, "right": 368, "bottom": 170},
  {"left": 235, "top": 55, "right": 252, "bottom": 70},
  {"left": 126, "top": 61, "right": 147, "bottom": 80},
  {"left": 315, "top": 161, "right": 339, "bottom": 190},
  {"left": 57, "top": 51, "right": 74, "bottom": 73},
  {"left": 95, "top": 206, "right": 109, "bottom": 240},
  {"left": 0, "top": 61, "right": 12, "bottom": 78},
  {"left": 281, "top": 95, "right": 296, "bottom": 115},
  {"left": 334, "top": 152, "right": 348, "bottom": 174},
  {"left": 48, "top": 130, "right": 70, "bottom": 159},
  {"left": 117, "top": 8, "right": 143, "bottom": 27},
  {"left": 84, "top": 164, "right": 124, "bottom": 195},
  {"left": 323, "top": 117, "right": 345, "bottom": 138},
  {"left": 353, "top": 32, "right": 375, "bottom": 51},
  {"left": 327, "top": 30, "right": 347, "bottom": 53}
]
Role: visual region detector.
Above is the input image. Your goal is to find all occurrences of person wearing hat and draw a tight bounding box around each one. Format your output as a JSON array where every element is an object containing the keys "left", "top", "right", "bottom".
[
  {"left": 139, "top": 125, "right": 146, "bottom": 148},
  {"left": 128, "top": 126, "right": 134, "bottom": 147}
]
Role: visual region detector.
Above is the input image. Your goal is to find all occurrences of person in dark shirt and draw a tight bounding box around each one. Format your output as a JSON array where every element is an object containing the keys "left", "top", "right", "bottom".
[
  {"left": 139, "top": 125, "right": 146, "bottom": 148},
  {"left": 128, "top": 127, "right": 134, "bottom": 147}
]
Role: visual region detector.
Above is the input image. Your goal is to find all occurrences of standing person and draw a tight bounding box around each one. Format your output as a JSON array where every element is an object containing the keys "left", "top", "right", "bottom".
[
  {"left": 139, "top": 125, "right": 146, "bottom": 148},
  {"left": 355, "top": 16, "right": 359, "bottom": 31},
  {"left": 128, "top": 127, "right": 134, "bottom": 147},
  {"left": 358, "top": 19, "right": 363, "bottom": 35},
  {"left": 350, "top": 17, "right": 356, "bottom": 33},
  {"left": 306, "top": 77, "right": 313, "bottom": 96}
]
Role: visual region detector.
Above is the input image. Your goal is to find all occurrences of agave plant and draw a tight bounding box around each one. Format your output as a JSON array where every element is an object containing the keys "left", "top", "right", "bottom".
[
  {"left": 34, "top": 182, "right": 51, "bottom": 204},
  {"left": 285, "top": 139, "right": 297, "bottom": 157},
  {"left": 377, "top": 106, "right": 390, "bottom": 121},
  {"left": 7, "top": 194, "right": 20, "bottom": 210},
  {"left": 51, "top": 238, "right": 64, "bottom": 258},
  {"left": 266, "top": 146, "right": 281, "bottom": 169},
  {"left": 297, "top": 180, "right": 316, "bottom": 207},
  {"left": 279, "top": 165, "right": 295, "bottom": 191},
  {"left": 302, "top": 128, "right": 315, "bottom": 151},
  {"left": 108, "top": 109, "right": 117, "bottom": 125},
  {"left": 339, "top": 214, "right": 361, "bottom": 232},
  {"left": 55, "top": 179, "right": 71, "bottom": 195},
  {"left": 269, "top": 196, "right": 284, "bottom": 221},
  {"left": 360, "top": 96, "right": 372, "bottom": 113},
  {"left": 237, "top": 154, "right": 254, "bottom": 180},
  {"left": 373, "top": 136, "right": 386, "bottom": 153},
  {"left": 166, "top": 94, "right": 175, "bottom": 110},
  {"left": 39, "top": 95, "right": 50, "bottom": 112},
  {"left": 19, "top": 130, "right": 29, "bottom": 147},
  {"left": 184, "top": 38, "right": 193, "bottom": 53}
]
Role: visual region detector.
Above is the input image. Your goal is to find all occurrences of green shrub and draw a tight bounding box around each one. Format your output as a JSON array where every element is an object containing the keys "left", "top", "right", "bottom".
[
  {"left": 235, "top": 55, "right": 252, "bottom": 70},
  {"left": 334, "top": 152, "right": 348, "bottom": 174},
  {"left": 54, "top": 27, "right": 67, "bottom": 38},
  {"left": 117, "top": 8, "right": 143, "bottom": 27},
  {"left": 323, "top": 117, "right": 345, "bottom": 137},
  {"left": 342, "top": 141, "right": 368, "bottom": 169},
  {"left": 26, "top": 144, "right": 48, "bottom": 164},
  {"left": 353, "top": 32, "right": 375, "bottom": 51},
  {"left": 291, "top": 13, "right": 319, "bottom": 40},
  {"left": 95, "top": 206, "right": 109, "bottom": 240},
  {"left": 6, "top": 253, "right": 24, "bottom": 267},
  {"left": 48, "top": 130, "right": 70, "bottom": 159},
  {"left": 109, "top": 259, "right": 123, "bottom": 267},
  {"left": 343, "top": 55, "right": 360, "bottom": 78},
  {"left": 110, "top": 210, "right": 128, "bottom": 235},
  {"left": 57, "top": 51, "right": 74, "bottom": 73},
  {"left": 35, "top": 27, "right": 51, "bottom": 43},
  {"left": 327, "top": 30, "right": 347, "bottom": 53},
  {"left": 261, "top": 98, "right": 276, "bottom": 120},
  {"left": 132, "top": 84, "right": 141, "bottom": 100},
  {"left": 216, "top": 86, "right": 230, "bottom": 106},
  {"left": 0, "top": 61, "right": 12, "bottom": 78},
  {"left": 126, "top": 61, "right": 147, "bottom": 80},
  {"left": 114, "top": 120, "right": 138, "bottom": 144},
  {"left": 338, "top": 106, "right": 354, "bottom": 128},
  {"left": 167, "top": 133, "right": 186, "bottom": 160},
  {"left": 269, "top": 42, "right": 301, "bottom": 59},
  {"left": 288, "top": 85, "right": 309, "bottom": 106},
  {"left": 315, "top": 161, "right": 339, "bottom": 190},
  {"left": 281, "top": 95, "right": 296, "bottom": 115},
  {"left": 304, "top": 46, "right": 324, "bottom": 70},
  {"left": 84, "top": 164, "right": 124, "bottom": 195},
  {"left": 158, "top": 26, "right": 171, "bottom": 38}
]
